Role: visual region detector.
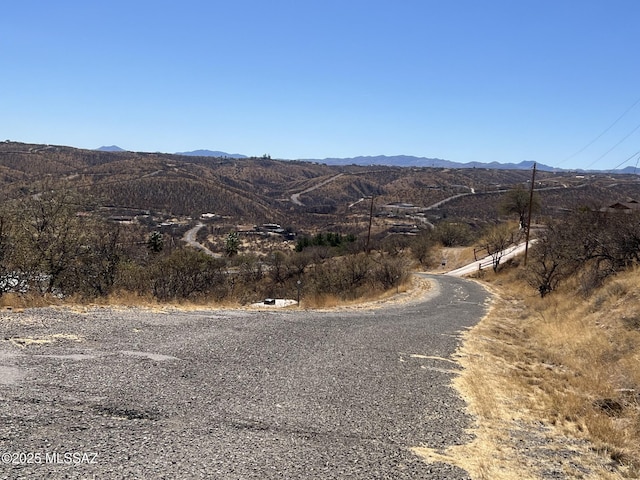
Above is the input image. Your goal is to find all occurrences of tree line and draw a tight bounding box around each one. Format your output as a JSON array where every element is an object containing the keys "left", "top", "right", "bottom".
[
  {"left": 3, "top": 182, "right": 631, "bottom": 305},
  {"left": 0, "top": 188, "right": 411, "bottom": 304}
]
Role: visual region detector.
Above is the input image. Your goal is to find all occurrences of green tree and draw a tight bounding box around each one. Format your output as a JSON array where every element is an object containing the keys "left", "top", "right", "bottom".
[
  {"left": 225, "top": 232, "right": 240, "bottom": 257},
  {"left": 147, "top": 231, "right": 164, "bottom": 253}
]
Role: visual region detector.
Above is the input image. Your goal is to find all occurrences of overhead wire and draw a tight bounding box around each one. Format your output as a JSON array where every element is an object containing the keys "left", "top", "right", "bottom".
[
  {"left": 582, "top": 119, "right": 640, "bottom": 170},
  {"left": 605, "top": 148, "right": 640, "bottom": 172},
  {"left": 557, "top": 96, "right": 640, "bottom": 169}
]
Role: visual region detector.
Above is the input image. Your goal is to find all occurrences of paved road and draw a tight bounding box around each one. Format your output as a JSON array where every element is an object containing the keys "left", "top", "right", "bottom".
[
  {"left": 445, "top": 240, "right": 535, "bottom": 277},
  {"left": 0, "top": 275, "right": 489, "bottom": 479}
]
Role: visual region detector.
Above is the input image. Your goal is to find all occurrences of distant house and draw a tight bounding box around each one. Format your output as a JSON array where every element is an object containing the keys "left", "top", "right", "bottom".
[
  {"left": 601, "top": 200, "right": 640, "bottom": 213},
  {"left": 389, "top": 223, "right": 420, "bottom": 234},
  {"left": 109, "top": 215, "right": 135, "bottom": 224},
  {"left": 262, "top": 223, "right": 282, "bottom": 231},
  {"left": 381, "top": 202, "right": 421, "bottom": 215}
]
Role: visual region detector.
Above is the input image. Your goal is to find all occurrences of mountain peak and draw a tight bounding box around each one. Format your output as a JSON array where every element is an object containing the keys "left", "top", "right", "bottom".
[{"left": 96, "top": 145, "right": 126, "bottom": 152}]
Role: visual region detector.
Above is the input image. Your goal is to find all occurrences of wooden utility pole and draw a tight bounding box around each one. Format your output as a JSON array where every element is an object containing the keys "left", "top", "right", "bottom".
[
  {"left": 365, "top": 195, "right": 374, "bottom": 253},
  {"left": 523, "top": 162, "right": 537, "bottom": 266}
]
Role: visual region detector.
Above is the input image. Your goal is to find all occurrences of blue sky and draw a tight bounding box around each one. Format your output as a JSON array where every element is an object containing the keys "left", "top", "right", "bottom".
[{"left": 1, "top": 1, "right": 639, "bottom": 170}]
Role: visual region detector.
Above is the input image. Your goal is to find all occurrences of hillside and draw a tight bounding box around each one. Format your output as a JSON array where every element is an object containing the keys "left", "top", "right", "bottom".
[
  {"left": 2, "top": 141, "right": 640, "bottom": 232},
  {"left": 2, "top": 141, "right": 640, "bottom": 477}
]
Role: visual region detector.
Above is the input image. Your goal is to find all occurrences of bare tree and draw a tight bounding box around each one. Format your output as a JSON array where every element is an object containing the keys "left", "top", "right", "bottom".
[
  {"left": 13, "top": 188, "right": 89, "bottom": 294},
  {"left": 0, "top": 214, "right": 15, "bottom": 296},
  {"left": 483, "top": 223, "right": 517, "bottom": 272},
  {"left": 526, "top": 221, "right": 581, "bottom": 297}
]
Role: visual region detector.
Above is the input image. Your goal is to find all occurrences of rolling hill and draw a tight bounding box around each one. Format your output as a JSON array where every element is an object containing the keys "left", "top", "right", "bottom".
[{"left": 2, "top": 141, "right": 640, "bottom": 231}]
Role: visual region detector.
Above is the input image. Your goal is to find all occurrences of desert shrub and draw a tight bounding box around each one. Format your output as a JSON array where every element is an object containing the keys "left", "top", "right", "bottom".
[
  {"left": 379, "top": 234, "right": 413, "bottom": 256},
  {"left": 62, "top": 224, "right": 124, "bottom": 298},
  {"left": 433, "top": 221, "right": 473, "bottom": 247},
  {"left": 527, "top": 210, "right": 640, "bottom": 296},
  {"left": 234, "top": 254, "right": 264, "bottom": 284},
  {"left": 150, "top": 249, "right": 226, "bottom": 300},
  {"left": 305, "top": 253, "right": 409, "bottom": 300},
  {"left": 0, "top": 215, "right": 16, "bottom": 296},
  {"left": 370, "top": 255, "right": 410, "bottom": 290},
  {"left": 294, "top": 232, "right": 356, "bottom": 252}
]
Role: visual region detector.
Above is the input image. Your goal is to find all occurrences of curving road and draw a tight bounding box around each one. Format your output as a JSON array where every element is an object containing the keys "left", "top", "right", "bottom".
[
  {"left": 182, "top": 222, "right": 221, "bottom": 257},
  {"left": 0, "top": 275, "right": 489, "bottom": 479},
  {"left": 446, "top": 241, "right": 533, "bottom": 277},
  {"left": 290, "top": 173, "right": 345, "bottom": 206}
]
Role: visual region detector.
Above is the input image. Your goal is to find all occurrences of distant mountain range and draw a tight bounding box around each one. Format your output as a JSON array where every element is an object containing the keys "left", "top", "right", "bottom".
[
  {"left": 303, "top": 155, "right": 556, "bottom": 171},
  {"left": 301, "top": 155, "right": 640, "bottom": 173},
  {"left": 95, "top": 147, "right": 638, "bottom": 174},
  {"left": 175, "top": 149, "right": 247, "bottom": 159},
  {"left": 305, "top": 156, "right": 639, "bottom": 173},
  {"left": 97, "top": 146, "right": 247, "bottom": 158}
]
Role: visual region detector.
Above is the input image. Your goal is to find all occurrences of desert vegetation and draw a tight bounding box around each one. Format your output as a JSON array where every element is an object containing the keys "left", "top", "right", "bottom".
[
  {"left": 448, "top": 264, "right": 640, "bottom": 479},
  {"left": 0, "top": 184, "right": 413, "bottom": 306},
  {"left": 430, "top": 207, "right": 640, "bottom": 479},
  {"left": 526, "top": 209, "right": 640, "bottom": 297},
  {"left": 3, "top": 141, "right": 640, "bottom": 476}
]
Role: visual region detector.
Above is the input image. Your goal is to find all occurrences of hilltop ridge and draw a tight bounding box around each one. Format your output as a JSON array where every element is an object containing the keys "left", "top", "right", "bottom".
[{"left": 2, "top": 141, "right": 640, "bottom": 229}]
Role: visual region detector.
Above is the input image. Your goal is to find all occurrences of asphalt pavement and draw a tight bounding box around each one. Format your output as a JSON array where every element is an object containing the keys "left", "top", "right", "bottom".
[{"left": 0, "top": 274, "right": 489, "bottom": 479}]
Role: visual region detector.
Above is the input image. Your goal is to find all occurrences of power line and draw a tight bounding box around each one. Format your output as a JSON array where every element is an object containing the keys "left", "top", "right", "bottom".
[
  {"left": 558, "top": 96, "right": 640, "bottom": 166},
  {"left": 583, "top": 120, "right": 640, "bottom": 170},
  {"left": 606, "top": 149, "right": 640, "bottom": 172}
]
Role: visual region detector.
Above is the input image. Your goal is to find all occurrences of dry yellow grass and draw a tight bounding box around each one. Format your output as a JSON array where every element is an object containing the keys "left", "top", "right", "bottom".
[
  {"left": 300, "top": 277, "right": 420, "bottom": 310},
  {"left": 414, "top": 267, "right": 640, "bottom": 478},
  {"left": 432, "top": 246, "right": 479, "bottom": 271},
  {"left": 0, "top": 292, "right": 63, "bottom": 309}
]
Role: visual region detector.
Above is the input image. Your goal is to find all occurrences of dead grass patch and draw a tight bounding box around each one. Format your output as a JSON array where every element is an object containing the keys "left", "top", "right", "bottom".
[
  {"left": 431, "top": 246, "right": 479, "bottom": 272},
  {"left": 0, "top": 292, "right": 63, "bottom": 309},
  {"left": 300, "top": 277, "right": 422, "bottom": 310},
  {"left": 414, "top": 267, "right": 640, "bottom": 479}
]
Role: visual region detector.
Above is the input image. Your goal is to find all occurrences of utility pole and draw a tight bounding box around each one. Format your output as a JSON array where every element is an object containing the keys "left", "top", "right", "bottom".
[
  {"left": 365, "top": 195, "right": 374, "bottom": 254},
  {"left": 523, "top": 162, "right": 537, "bottom": 267}
]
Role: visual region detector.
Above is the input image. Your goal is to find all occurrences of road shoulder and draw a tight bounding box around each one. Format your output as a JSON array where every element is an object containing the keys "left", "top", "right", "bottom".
[{"left": 412, "top": 283, "right": 624, "bottom": 479}]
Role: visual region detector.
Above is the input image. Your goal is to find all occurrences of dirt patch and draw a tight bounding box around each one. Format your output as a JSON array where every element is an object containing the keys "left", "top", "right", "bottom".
[
  {"left": 0, "top": 365, "right": 26, "bottom": 385},
  {"left": 4, "top": 333, "right": 82, "bottom": 348}
]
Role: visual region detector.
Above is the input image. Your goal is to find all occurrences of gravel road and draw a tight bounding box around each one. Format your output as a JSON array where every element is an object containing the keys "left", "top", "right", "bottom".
[{"left": 0, "top": 275, "right": 489, "bottom": 479}]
